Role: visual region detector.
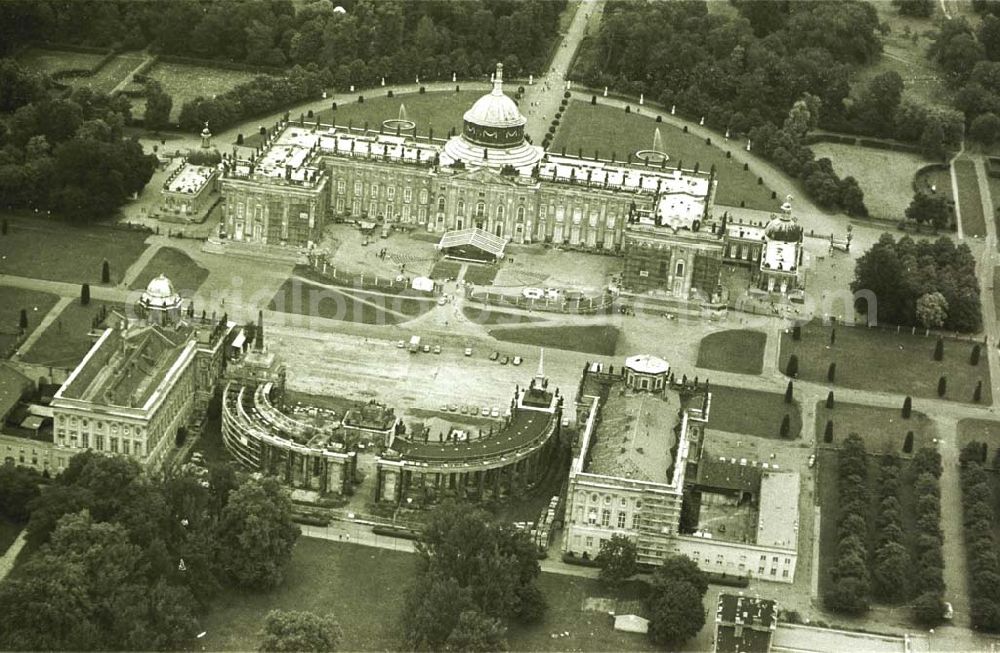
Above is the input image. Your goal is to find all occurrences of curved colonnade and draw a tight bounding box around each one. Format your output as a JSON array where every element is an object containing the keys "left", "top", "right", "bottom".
[{"left": 222, "top": 380, "right": 356, "bottom": 495}]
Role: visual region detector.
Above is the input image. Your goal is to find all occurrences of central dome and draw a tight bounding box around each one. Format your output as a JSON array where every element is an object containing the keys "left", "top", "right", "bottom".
[
  {"left": 145, "top": 274, "right": 176, "bottom": 300},
  {"left": 764, "top": 197, "right": 803, "bottom": 242},
  {"left": 461, "top": 63, "right": 527, "bottom": 148}
]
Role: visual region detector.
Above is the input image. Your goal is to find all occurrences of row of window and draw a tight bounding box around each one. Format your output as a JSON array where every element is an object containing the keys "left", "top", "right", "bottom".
[{"left": 689, "top": 551, "right": 793, "bottom": 578}]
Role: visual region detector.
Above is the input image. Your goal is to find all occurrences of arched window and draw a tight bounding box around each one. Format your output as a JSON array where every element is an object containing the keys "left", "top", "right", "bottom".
[
  {"left": 476, "top": 201, "right": 486, "bottom": 218},
  {"left": 496, "top": 205, "right": 504, "bottom": 221},
  {"left": 516, "top": 206, "right": 525, "bottom": 222},
  {"left": 437, "top": 196, "right": 445, "bottom": 212}
]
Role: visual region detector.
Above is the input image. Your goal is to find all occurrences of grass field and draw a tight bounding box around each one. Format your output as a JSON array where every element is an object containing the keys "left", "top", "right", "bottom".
[
  {"left": 0, "top": 287, "right": 60, "bottom": 358},
  {"left": 811, "top": 143, "right": 931, "bottom": 222},
  {"left": 0, "top": 216, "right": 149, "bottom": 285},
  {"left": 706, "top": 385, "right": 802, "bottom": 440},
  {"left": 954, "top": 159, "right": 986, "bottom": 237},
  {"left": 128, "top": 247, "right": 209, "bottom": 297},
  {"left": 780, "top": 321, "right": 992, "bottom": 405},
  {"left": 489, "top": 324, "right": 619, "bottom": 356},
  {"left": 269, "top": 278, "right": 436, "bottom": 325},
  {"left": 552, "top": 102, "right": 778, "bottom": 211},
  {"left": 815, "top": 400, "right": 936, "bottom": 455},
  {"left": 148, "top": 62, "right": 265, "bottom": 121},
  {"left": 429, "top": 260, "right": 462, "bottom": 280},
  {"left": 22, "top": 300, "right": 127, "bottom": 369},
  {"left": 696, "top": 329, "right": 766, "bottom": 375},
  {"left": 234, "top": 90, "right": 488, "bottom": 147},
  {"left": 462, "top": 306, "right": 546, "bottom": 326},
  {"left": 16, "top": 47, "right": 107, "bottom": 75},
  {"left": 462, "top": 264, "right": 499, "bottom": 286},
  {"left": 199, "top": 537, "right": 658, "bottom": 652}
]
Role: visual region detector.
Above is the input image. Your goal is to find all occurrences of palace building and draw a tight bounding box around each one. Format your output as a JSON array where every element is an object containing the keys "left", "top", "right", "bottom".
[{"left": 218, "top": 63, "right": 806, "bottom": 300}]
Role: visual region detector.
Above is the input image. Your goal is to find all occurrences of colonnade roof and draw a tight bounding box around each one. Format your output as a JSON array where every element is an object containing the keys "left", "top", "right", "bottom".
[{"left": 393, "top": 408, "right": 555, "bottom": 463}]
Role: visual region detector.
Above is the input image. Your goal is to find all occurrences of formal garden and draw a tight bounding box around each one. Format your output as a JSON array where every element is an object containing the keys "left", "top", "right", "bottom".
[
  {"left": 781, "top": 321, "right": 991, "bottom": 405},
  {"left": 695, "top": 329, "right": 766, "bottom": 375},
  {"left": 705, "top": 384, "right": 801, "bottom": 440},
  {"left": 551, "top": 102, "right": 778, "bottom": 211},
  {"left": 817, "top": 437, "right": 945, "bottom": 624},
  {"left": 489, "top": 324, "right": 619, "bottom": 356},
  {"left": 268, "top": 277, "right": 436, "bottom": 326},
  {"left": 21, "top": 299, "right": 127, "bottom": 369},
  {"left": 128, "top": 247, "right": 209, "bottom": 297},
  {"left": 0, "top": 287, "right": 59, "bottom": 358},
  {"left": 0, "top": 217, "right": 149, "bottom": 285},
  {"left": 814, "top": 399, "right": 937, "bottom": 454}
]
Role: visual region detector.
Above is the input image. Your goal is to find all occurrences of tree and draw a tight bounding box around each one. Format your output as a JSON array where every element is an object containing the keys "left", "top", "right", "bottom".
[
  {"left": 646, "top": 581, "right": 705, "bottom": 648},
  {"left": 938, "top": 375, "right": 947, "bottom": 397},
  {"left": 18, "top": 308, "right": 27, "bottom": 331},
  {"left": 651, "top": 555, "right": 708, "bottom": 597},
  {"left": 904, "top": 431, "right": 915, "bottom": 453},
  {"left": 825, "top": 420, "right": 834, "bottom": 442},
  {"left": 907, "top": 194, "right": 951, "bottom": 231},
  {"left": 144, "top": 81, "right": 173, "bottom": 131},
  {"left": 827, "top": 391, "right": 835, "bottom": 409},
  {"left": 828, "top": 362, "right": 836, "bottom": 382},
  {"left": 913, "top": 591, "right": 945, "bottom": 626},
  {"left": 780, "top": 414, "right": 791, "bottom": 438},
  {"left": 933, "top": 335, "right": 945, "bottom": 360},
  {"left": 826, "top": 576, "right": 869, "bottom": 614},
  {"left": 786, "top": 354, "right": 799, "bottom": 377},
  {"left": 971, "top": 112, "right": 1000, "bottom": 144},
  {"left": 0, "top": 465, "right": 40, "bottom": 522},
  {"left": 971, "top": 344, "right": 982, "bottom": 365},
  {"left": 445, "top": 610, "right": 509, "bottom": 653},
  {"left": 218, "top": 476, "right": 300, "bottom": 590},
  {"left": 893, "top": 0, "right": 934, "bottom": 16},
  {"left": 975, "top": 380, "right": 983, "bottom": 402},
  {"left": 1, "top": 218, "right": 7, "bottom": 235},
  {"left": 784, "top": 380, "right": 794, "bottom": 403},
  {"left": 402, "top": 570, "right": 474, "bottom": 651},
  {"left": 902, "top": 396, "right": 912, "bottom": 418},
  {"left": 80, "top": 283, "right": 90, "bottom": 306},
  {"left": 596, "top": 534, "right": 638, "bottom": 587},
  {"left": 258, "top": 610, "right": 342, "bottom": 652},
  {"left": 101, "top": 259, "right": 110, "bottom": 284}
]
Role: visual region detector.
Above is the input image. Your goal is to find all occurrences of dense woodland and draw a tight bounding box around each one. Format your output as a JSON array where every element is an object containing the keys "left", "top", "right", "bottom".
[
  {"left": 851, "top": 234, "right": 982, "bottom": 332},
  {"left": 0, "top": 0, "right": 565, "bottom": 82}
]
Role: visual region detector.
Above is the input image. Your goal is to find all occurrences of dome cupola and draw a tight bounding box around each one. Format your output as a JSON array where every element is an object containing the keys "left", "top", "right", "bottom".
[
  {"left": 763, "top": 196, "right": 803, "bottom": 243},
  {"left": 461, "top": 63, "right": 527, "bottom": 149},
  {"left": 139, "top": 274, "right": 183, "bottom": 324}
]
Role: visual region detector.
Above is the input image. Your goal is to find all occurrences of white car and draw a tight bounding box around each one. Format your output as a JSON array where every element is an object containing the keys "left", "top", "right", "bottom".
[
  {"left": 522, "top": 287, "right": 544, "bottom": 300},
  {"left": 943, "top": 602, "right": 954, "bottom": 620},
  {"left": 808, "top": 454, "right": 816, "bottom": 468},
  {"left": 545, "top": 288, "right": 560, "bottom": 300},
  {"left": 464, "top": 347, "right": 473, "bottom": 356},
  {"left": 513, "top": 356, "right": 523, "bottom": 366},
  {"left": 491, "top": 407, "right": 500, "bottom": 418}
]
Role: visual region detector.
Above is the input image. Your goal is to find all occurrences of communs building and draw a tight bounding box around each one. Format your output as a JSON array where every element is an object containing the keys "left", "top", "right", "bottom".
[{"left": 564, "top": 356, "right": 800, "bottom": 583}]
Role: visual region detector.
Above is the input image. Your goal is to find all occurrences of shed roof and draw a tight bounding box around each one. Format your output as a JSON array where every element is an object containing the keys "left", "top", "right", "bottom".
[{"left": 437, "top": 227, "right": 507, "bottom": 257}]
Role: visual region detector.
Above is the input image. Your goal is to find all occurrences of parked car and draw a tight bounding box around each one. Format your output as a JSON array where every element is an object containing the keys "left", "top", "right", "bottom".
[
  {"left": 423, "top": 344, "right": 431, "bottom": 353},
  {"left": 437, "top": 296, "right": 447, "bottom": 306},
  {"left": 481, "top": 406, "right": 490, "bottom": 416},
  {"left": 489, "top": 351, "right": 500, "bottom": 361},
  {"left": 441, "top": 403, "right": 450, "bottom": 412},
  {"left": 460, "top": 405, "right": 468, "bottom": 414},
  {"left": 433, "top": 345, "right": 442, "bottom": 354},
  {"left": 944, "top": 602, "right": 954, "bottom": 620},
  {"left": 500, "top": 355, "right": 509, "bottom": 365},
  {"left": 464, "top": 347, "right": 473, "bottom": 356},
  {"left": 544, "top": 288, "right": 560, "bottom": 300},
  {"left": 522, "top": 287, "right": 544, "bottom": 299},
  {"left": 513, "top": 356, "right": 523, "bottom": 366},
  {"left": 808, "top": 454, "right": 816, "bottom": 468},
  {"left": 397, "top": 339, "right": 405, "bottom": 348},
  {"left": 490, "top": 407, "right": 500, "bottom": 418},
  {"left": 448, "top": 404, "right": 458, "bottom": 412}
]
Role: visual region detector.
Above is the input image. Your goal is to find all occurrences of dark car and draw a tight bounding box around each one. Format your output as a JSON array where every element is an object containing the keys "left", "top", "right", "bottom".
[
  {"left": 500, "top": 355, "right": 509, "bottom": 365},
  {"left": 489, "top": 351, "right": 500, "bottom": 361}
]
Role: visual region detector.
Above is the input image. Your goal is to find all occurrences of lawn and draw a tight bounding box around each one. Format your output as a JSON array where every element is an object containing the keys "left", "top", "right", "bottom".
[
  {"left": 0, "top": 287, "right": 60, "bottom": 359},
  {"left": 55, "top": 53, "right": 146, "bottom": 95},
  {"left": 199, "top": 537, "right": 659, "bottom": 652},
  {"left": 811, "top": 143, "right": 931, "bottom": 222},
  {"left": 0, "top": 216, "right": 149, "bottom": 285},
  {"left": 696, "top": 329, "right": 766, "bottom": 375},
  {"left": 815, "top": 400, "right": 936, "bottom": 455},
  {"left": 780, "top": 321, "right": 992, "bottom": 405},
  {"left": 462, "top": 264, "right": 499, "bottom": 286},
  {"left": 489, "top": 324, "right": 619, "bottom": 356},
  {"left": 706, "top": 385, "right": 802, "bottom": 440},
  {"left": 148, "top": 62, "right": 265, "bottom": 122},
  {"left": 429, "top": 259, "right": 462, "bottom": 280},
  {"left": 15, "top": 47, "right": 107, "bottom": 75},
  {"left": 954, "top": 159, "right": 986, "bottom": 237},
  {"left": 128, "top": 247, "right": 209, "bottom": 297},
  {"left": 268, "top": 278, "right": 435, "bottom": 325},
  {"left": 462, "top": 306, "right": 547, "bottom": 326},
  {"left": 312, "top": 90, "right": 485, "bottom": 141},
  {"left": 552, "top": 102, "right": 778, "bottom": 211},
  {"left": 22, "top": 300, "right": 127, "bottom": 369}
]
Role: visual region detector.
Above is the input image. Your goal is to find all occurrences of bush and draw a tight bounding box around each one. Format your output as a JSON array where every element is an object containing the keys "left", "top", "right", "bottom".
[
  {"left": 591, "top": 95, "right": 597, "bottom": 105},
  {"left": 780, "top": 414, "right": 791, "bottom": 438},
  {"left": 236, "top": 133, "right": 244, "bottom": 145},
  {"left": 971, "top": 344, "right": 981, "bottom": 366},
  {"left": 358, "top": 95, "right": 364, "bottom": 103},
  {"left": 564, "top": 91, "right": 571, "bottom": 99},
  {"left": 625, "top": 105, "right": 631, "bottom": 114},
  {"left": 937, "top": 375, "right": 947, "bottom": 397},
  {"left": 826, "top": 391, "right": 835, "bottom": 409},
  {"left": 825, "top": 420, "right": 834, "bottom": 442},
  {"left": 828, "top": 362, "right": 836, "bottom": 382},
  {"left": 785, "top": 354, "right": 798, "bottom": 377},
  {"left": 387, "top": 90, "right": 393, "bottom": 97},
  {"left": 656, "top": 115, "right": 662, "bottom": 123},
  {"left": 902, "top": 396, "right": 912, "bottom": 418},
  {"left": 934, "top": 337, "right": 944, "bottom": 361}
]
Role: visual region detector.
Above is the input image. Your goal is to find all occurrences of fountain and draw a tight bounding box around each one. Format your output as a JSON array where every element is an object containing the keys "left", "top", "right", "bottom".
[
  {"left": 634, "top": 127, "right": 669, "bottom": 165},
  {"left": 381, "top": 103, "right": 416, "bottom": 137}
]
